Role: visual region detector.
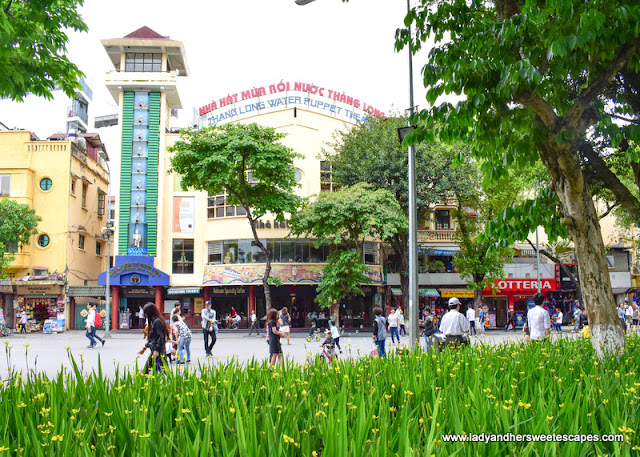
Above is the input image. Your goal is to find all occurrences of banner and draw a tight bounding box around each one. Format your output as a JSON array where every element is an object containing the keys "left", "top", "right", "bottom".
[{"left": 173, "top": 197, "right": 195, "bottom": 233}]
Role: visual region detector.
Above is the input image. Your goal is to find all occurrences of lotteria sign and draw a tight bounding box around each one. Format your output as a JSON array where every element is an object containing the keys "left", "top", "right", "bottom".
[
  {"left": 198, "top": 81, "right": 385, "bottom": 125},
  {"left": 485, "top": 279, "right": 556, "bottom": 293}
]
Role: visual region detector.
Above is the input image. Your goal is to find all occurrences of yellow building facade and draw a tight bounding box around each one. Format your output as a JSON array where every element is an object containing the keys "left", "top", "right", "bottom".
[{"left": 0, "top": 130, "right": 109, "bottom": 331}]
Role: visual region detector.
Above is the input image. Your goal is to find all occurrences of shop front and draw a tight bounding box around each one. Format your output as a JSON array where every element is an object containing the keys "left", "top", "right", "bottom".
[
  {"left": 203, "top": 263, "right": 385, "bottom": 329},
  {"left": 165, "top": 287, "right": 203, "bottom": 329},
  {"left": 14, "top": 279, "right": 65, "bottom": 333},
  {"left": 483, "top": 278, "right": 556, "bottom": 328},
  {"left": 68, "top": 286, "right": 107, "bottom": 330},
  {"left": 99, "top": 256, "right": 170, "bottom": 330},
  {"left": 0, "top": 280, "right": 14, "bottom": 331}
]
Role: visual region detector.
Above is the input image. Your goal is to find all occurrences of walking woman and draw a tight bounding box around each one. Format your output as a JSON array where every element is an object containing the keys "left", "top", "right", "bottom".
[
  {"left": 267, "top": 308, "right": 284, "bottom": 369},
  {"left": 138, "top": 302, "right": 169, "bottom": 374},
  {"left": 280, "top": 307, "right": 292, "bottom": 345}
]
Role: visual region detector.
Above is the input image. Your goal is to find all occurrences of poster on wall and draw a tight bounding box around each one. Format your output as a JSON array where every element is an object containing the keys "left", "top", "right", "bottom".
[{"left": 173, "top": 197, "right": 195, "bottom": 233}]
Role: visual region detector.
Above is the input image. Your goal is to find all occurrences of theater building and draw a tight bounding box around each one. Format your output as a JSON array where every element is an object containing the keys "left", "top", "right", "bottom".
[{"left": 99, "top": 27, "right": 385, "bottom": 330}]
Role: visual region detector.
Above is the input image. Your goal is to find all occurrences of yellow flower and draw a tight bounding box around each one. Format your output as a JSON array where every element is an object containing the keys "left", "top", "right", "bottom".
[
  {"left": 104, "top": 412, "right": 113, "bottom": 417},
  {"left": 0, "top": 446, "right": 8, "bottom": 452},
  {"left": 230, "top": 407, "right": 236, "bottom": 414},
  {"left": 503, "top": 405, "right": 512, "bottom": 410},
  {"left": 559, "top": 403, "right": 564, "bottom": 408},
  {"left": 372, "top": 428, "right": 379, "bottom": 434},
  {"left": 140, "top": 433, "right": 151, "bottom": 439},
  {"left": 546, "top": 416, "right": 554, "bottom": 421},
  {"left": 17, "top": 402, "right": 26, "bottom": 408},
  {"left": 182, "top": 408, "right": 191, "bottom": 414},
  {"left": 175, "top": 418, "right": 182, "bottom": 422},
  {"left": 107, "top": 445, "right": 116, "bottom": 451},
  {"left": 312, "top": 452, "right": 318, "bottom": 457},
  {"left": 201, "top": 418, "right": 208, "bottom": 422},
  {"left": 51, "top": 435, "right": 64, "bottom": 442}
]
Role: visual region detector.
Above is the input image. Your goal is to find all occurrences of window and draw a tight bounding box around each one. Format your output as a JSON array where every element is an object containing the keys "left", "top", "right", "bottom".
[
  {"left": 0, "top": 175, "right": 10, "bottom": 196},
  {"left": 109, "top": 208, "right": 116, "bottom": 221},
  {"left": 125, "top": 53, "right": 162, "bottom": 72},
  {"left": 173, "top": 239, "right": 194, "bottom": 274},
  {"left": 320, "top": 161, "right": 336, "bottom": 192},
  {"left": 81, "top": 182, "right": 88, "bottom": 208},
  {"left": 71, "top": 178, "right": 76, "bottom": 195},
  {"left": 37, "top": 234, "right": 49, "bottom": 247},
  {"left": 96, "top": 241, "right": 102, "bottom": 256},
  {"left": 5, "top": 241, "right": 18, "bottom": 253},
  {"left": 207, "top": 241, "right": 223, "bottom": 265},
  {"left": 39, "top": 178, "right": 52, "bottom": 191},
  {"left": 97, "top": 192, "right": 106, "bottom": 217},
  {"left": 435, "top": 210, "right": 451, "bottom": 230},
  {"left": 220, "top": 239, "right": 330, "bottom": 264},
  {"left": 364, "top": 242, "right": 379, "bottom": 265},
  {"left": 33, "top": 268, "right": 47, "bottom": 276},
  {"left": 207, "top": 193, "right": 247, "bottom": 218},
  {"left": 78, "top": 234, "right": 85, "bottom": 250}
]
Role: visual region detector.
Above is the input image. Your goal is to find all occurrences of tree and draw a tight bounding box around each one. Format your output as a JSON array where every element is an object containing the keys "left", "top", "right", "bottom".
[
  {"left": 325, "top": 115, "right": 476, "bottom": 307},
  {"left": 169, "top": 123, "right": 301, "bottom": 310},
  {"left": 453, "top": 177, "right": 516, "bottom": 313},
  {"left": 0, "top": 199, "right": 40, "bottom": 277},
  {"left": 398, "top": 0, "right": 640, "bottom": 355},
  {"left": 289, "top": 183, "right": 407, "bottom": 322},
  {"left": 0, "top": 0, "right": 88, "bottom": 101}
]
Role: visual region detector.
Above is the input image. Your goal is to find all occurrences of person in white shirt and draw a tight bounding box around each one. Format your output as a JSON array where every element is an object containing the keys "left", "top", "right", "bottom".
[
  {"left": 555, "top": 309, "right": 563, "bottom": 333},
  {"left": 466, "top": 306, "right": 476, "bottom": 335},
  {"left": 527, "top": 293, "right": 551, "bottom": 341},
  {"left": 248, "top": 311, "right": 260, "bottom": 336},
  {"left": 85, "top": 303, "right": 97, "bottom": 348},
  {"left": 387, "top": 308, "right": 400, "bottom": 344},
  {"left": 439, "top": 297, "right": 470, "bottom": 347},
  {"left": 398, "top": 308, "right": 406, "bottom": 336}
]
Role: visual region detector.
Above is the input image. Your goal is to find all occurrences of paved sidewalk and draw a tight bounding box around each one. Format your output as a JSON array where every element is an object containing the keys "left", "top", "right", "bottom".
[{"left": 1, "top": 328, "right": 577, "bottom": 380}]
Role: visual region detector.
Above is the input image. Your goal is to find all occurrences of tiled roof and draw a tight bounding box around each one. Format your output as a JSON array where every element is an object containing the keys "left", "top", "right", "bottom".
[{"left": 123, "top": 26, "right": 168, "bottom": 40}]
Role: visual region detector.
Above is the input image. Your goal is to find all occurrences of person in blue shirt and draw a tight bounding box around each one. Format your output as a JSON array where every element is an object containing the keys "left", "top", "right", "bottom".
[{"left": 478, "top": 306, "right": 488, "bottom": 335}]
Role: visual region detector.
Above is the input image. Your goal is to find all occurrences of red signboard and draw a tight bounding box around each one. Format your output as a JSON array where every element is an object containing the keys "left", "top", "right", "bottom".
[{"left": 484, "top": 279, "right": 556, "bottom": 294}]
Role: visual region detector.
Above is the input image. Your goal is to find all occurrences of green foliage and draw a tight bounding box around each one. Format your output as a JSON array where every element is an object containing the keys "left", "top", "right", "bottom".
[
  {"left": 169, "top": 123, "right": 302, "bottom": 221},
  {"left": 0, "top": 0, "right": 88, "bottom": 101},
  {"left": 315, "top": 250, "right": 367, "bottom": 310},
  {"left": 289, "top": 183, "right": 406, "bottom": 308},
  {"left": 397, "top": 0, "right": 640, "bottom": 228},
  {"left": 326, "top": 115, "right": 477, "bottom": 213},
  {"left": 1, "top": 337, "right": 640, "bottom": 455},
  {"left": 0, "top": 199, "right": 40, "bottom": 277},
  {"left": 453, "top": 176, "right": 519, "bottom": 296},
  {"left": 289, "top": 183, "right": 407, "bottom": 249}
]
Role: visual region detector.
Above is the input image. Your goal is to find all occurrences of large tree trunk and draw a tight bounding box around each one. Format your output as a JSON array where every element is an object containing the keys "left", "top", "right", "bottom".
[
  {"left": 247, "top": 216, "right": 272, "bottom": 310},
  {"left": 540, "top": 141, "right": 625, "bottom": 357}
]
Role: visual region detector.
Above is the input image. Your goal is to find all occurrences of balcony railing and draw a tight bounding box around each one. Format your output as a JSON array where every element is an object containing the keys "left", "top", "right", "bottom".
[{"left": 418, "top": 230, "right": 456, "bottom": 243}]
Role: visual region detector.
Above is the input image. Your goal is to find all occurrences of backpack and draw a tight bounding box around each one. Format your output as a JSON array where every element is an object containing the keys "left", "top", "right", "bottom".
[
  {"left": 423, "top": 315, "right": 436, "bottom": 336},
  {"left": 94, "top": 311, "right": 102, "bottom": 328}
]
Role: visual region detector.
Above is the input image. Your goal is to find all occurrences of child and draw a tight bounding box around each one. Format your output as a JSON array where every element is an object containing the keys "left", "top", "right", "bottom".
[
  {"left": 309, "top": 318, "right": 318, "bottom": 337},
  {"left": 580, "top": 324, "right": 591, "bottom": 339},
  {"left": 329, "top": 319, "right": 342, "bottom": 353},
  {"left": 555, "top": 309, "right": 563, "bottom": 333},
  {"left": 321, "top": 330, "right": 337, "bottom": 362}
]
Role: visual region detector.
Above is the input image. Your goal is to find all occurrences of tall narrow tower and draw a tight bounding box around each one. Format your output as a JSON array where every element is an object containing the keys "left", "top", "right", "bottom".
[
  {"left": 99, "top": 27, "right": 187, "bottom": 326},
  {"left": 102, "top": 27, "right": 188, "bottom": 258}
]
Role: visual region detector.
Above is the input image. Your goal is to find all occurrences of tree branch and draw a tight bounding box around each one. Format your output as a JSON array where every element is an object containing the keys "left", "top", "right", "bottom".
[
  {"left": 565, "top": 36, "right": 640, "bottom": 128},
  {"left": 579, "top": 139, "right": 640, "bottom": 222},
  {"left": 515, "top": 91, "right": 559, "bottom": 128},
  {"left": 607, "top": 112, "right": 640, "bottom": 125},
  {"left": 598, "top": 202, "right": 618, "bottom": 220},
  {"left": 525, "top": 238, "right": 583, "bottom": 307}
]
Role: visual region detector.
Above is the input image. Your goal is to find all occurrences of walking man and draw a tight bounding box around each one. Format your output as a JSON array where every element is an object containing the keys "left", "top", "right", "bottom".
[
  {"left": 248, "top": 310, "right": 260, "bottom": 335},
  {"left": 439, "top": 297, "right": 470, "bottom": 348},
  {"left": 85, "top": 303, "right": 97, "bottom": 348},
  {"left": 90, "top": 304, "right": 105, "bottom": 347},
  {"left": 478, "top": 306, "right": 487, "bottom": 335},
  {"left": 573, "top": 305, "right": 583, "bottom": 332},
  {"left": 466, "top": 305, "right": 476, "bottom": 335},
  {"left": 201, "top": 301, "right": 217, "bottom": 357},
  {"left": 372, "top": 306, "right": 387, "bottom": 357},
  {"left": 527, "top": 292, "right": 551, "bottom": 341},
  {"left": 423, "top": 307, "right": 437, "bottom": 352}
]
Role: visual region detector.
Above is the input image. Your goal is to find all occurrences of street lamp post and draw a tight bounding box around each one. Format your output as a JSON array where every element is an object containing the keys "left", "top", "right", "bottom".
[
  {"left": 296, "top": 0, "right": 420, "bottom": 347},
  {"left": 99, "top": 151, "right": 113, "bottom": 337}
]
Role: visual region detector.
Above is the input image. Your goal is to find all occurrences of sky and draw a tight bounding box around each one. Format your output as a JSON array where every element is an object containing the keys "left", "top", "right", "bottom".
[
  {"left": 72, "top": 0, "right": 427, "bottom": 125},
  {"left": 0, "top": 0, "right": 431, "bottom": 196}
]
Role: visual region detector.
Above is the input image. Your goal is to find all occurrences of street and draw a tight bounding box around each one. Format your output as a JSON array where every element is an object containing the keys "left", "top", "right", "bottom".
[{"left": 1, "top": 328, "right": 578, "bottom": 380}]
